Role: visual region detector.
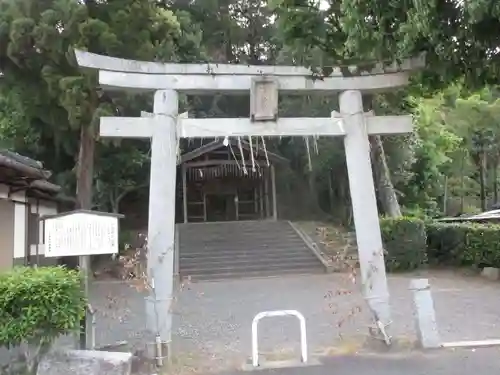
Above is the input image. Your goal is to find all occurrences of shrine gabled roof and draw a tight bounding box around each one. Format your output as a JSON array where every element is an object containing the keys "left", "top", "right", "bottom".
[{"left": 179, "top": 139, "right": 289, "bottom": 165}]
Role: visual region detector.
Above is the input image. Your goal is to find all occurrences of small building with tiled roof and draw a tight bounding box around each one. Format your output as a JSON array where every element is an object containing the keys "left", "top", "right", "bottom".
[{"left": 0, "top": 150, "right": 70, "bottom": 270}]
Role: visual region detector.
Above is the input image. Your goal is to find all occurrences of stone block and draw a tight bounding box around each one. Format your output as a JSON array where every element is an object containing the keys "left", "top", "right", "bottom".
[
  {"left": 37, "top": 350, "right": 132, "bottom": 375},
  {"left": 409, "top": 278, "right": 441, "bottom": 349},
  {"left": 481, "top": 267, "right": 500, "bottom": 281}
]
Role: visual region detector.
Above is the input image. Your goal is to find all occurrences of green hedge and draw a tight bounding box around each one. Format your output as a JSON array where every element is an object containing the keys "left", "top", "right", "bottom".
[
  {"left": 426, "top": 222, "right": 500, "bottom": 267},
  {"left": 380, "top": 217, "right": 427, "bottom": 272},
  {"left": 0, "top": 266, "right": 86, "bottom": 349}
]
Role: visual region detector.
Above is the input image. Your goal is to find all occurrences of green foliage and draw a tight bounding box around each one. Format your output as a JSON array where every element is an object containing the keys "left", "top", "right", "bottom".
[
  {"left": 380, "top": 217, "right": 427, "bottom": 271},
  {"left": 383, "top": 86, "right": 500, "bottom": 217},
  {"left": 273, "top": 0, "right": 500, "bottom": 88},
  {"left": 0, "top": 266, "right": 86, "bottom": 349},
  {"left": 426, "top": 221, "right": 500, "bottom": 268},
  {"left": 401, "top": 94, "right": 463, "bottom": 215},
  {"left": 93, "top": 141, "right": 150, "bottom": 212},
  {"left": 426, "top": 222, "right": 466, "bottom": 265},
  {"left": 272, "top": 0, "right": 500, "bottom": 219},
  {"left": 2, "top": 0, "right": 500, "bottom": 225},
  {"left": 272, "top": 1, "right": 500, "bottom": 219},
  {"left": 0, "top": 0, "right": 204, "bottom": 208}
]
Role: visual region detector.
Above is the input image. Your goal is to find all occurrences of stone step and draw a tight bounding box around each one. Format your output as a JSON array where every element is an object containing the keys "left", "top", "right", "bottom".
[
  {"left": 179, "top": 226, "right": 299, "bottom": 236},
  {"left": 182, "top": 267, "right": 324, "bottom": 281},
  {"left": 178, "top": 220, "right": 325, "bottom": 280},
  {"left": 180, "top": 247, "right": 313, "bottom": 259},
  {"left": 180, "top": 234, "right": 307, "bottom": 246},
  {"left": 179, "top": 232, "right": 303, "bottom": 248},
  {"left": 180, "top": 262, "right": 324, "bottom": 281},
  {"left": 181, "top": 258, "right": 321, "bottom": 274},
  {"left": 180, "top": 253, "right": 318, "bottom": 268},
  {"left": 178, "top": 221, "right": 292, "bottom": 231},
  {"left": 180, "top": 225, "right": 292, "bottom": 233},
  {"left": 180, "top": 242, "right": 310, "bottom": 254}
]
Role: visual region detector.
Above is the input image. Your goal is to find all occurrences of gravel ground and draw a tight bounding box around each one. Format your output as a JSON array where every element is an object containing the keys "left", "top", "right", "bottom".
[
  {"left": 2, "top": 270, "right": 500, "bottom": 373},
  {"left": 167, "top": 270, "right": 500, "bottom": 371},
  {"left": 88, "top": 270, "right": 500, "bottom": 372}
]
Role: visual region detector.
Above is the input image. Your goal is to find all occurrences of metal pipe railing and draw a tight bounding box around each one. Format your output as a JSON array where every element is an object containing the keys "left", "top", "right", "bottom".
[{"left": 251, "top": 309, "right": 307, "bottom": 367}]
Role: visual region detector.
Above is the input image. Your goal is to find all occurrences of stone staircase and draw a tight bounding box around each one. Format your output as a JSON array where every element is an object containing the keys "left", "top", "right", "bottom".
[{"left": 178, "top": 220, "right": 326, "bottom": 281}]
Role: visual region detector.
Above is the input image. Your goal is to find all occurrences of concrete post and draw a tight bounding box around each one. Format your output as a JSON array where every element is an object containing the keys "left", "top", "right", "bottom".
[
  {"left": 145, "top": 89, "right": 178, "bottom": 355},
  {"left": 339, "top": 90, "right": 391, "bottom": 326},
  {"left": 410, "top": 278, "right": 441, "bottom": 348}
]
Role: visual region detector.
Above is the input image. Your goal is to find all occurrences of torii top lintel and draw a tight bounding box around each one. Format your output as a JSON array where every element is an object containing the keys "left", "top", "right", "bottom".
[{"left": 74, "top": 50, "right": 425, "bottom": 95}]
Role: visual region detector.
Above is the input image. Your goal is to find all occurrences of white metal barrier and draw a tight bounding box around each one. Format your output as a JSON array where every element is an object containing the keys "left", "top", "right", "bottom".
[{"left": 251, "top": 310, "right": 308, "bottom": 367}]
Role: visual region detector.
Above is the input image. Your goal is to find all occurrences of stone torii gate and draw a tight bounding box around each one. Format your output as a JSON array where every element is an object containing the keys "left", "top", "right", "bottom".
[{"left": 75, "top": 50, "right": 424, "bottom": 350}]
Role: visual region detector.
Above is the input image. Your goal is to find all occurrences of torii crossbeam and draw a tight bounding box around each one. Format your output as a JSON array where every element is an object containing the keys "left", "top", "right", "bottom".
[{"left": 75, "top": 50, "right": 424, "bottom": 356}]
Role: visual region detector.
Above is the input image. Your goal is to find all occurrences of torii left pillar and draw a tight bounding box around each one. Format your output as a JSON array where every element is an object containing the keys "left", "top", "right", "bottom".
[{"left": 144, "top": 90, "right": 178, "bottom": 355}]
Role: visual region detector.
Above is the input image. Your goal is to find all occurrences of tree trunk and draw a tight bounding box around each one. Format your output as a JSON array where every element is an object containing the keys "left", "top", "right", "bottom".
[
  {"left": 75, "top": 121, "right": 97, "bottom": 349},
  {"left": 493, "top": 156, "right": 498, "bottom": 205},
  {"left": 460, "top": 152, "right": 465, "bottom": 214},
  {"left": 443, "top": 176, "right": 448, "bottom": 215},
  {"left": 60, "top": 122, "right": 97, "bottom": 271},
  {"left": 307, "top": 169, "right": 320, "bottom": 212},
  {"left": 76, "top": 123, "right": 97, "bottom": 209},
  {"left": 479, "top": 151, "right": 487, "bottom": 211},
  {"left": 328, "top": 169, "right": 335, "bottom": 214},
  {"left": 369, "top": 135, "right": 402, "bottom": 217}
]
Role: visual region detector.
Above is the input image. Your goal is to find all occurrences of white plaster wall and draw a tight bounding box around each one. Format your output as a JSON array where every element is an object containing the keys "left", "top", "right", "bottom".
[
  {"left": 0, "top": 198, "right": 15, "bottom": 270},
  {"left": 0, "top": 184, "right": 61, "bottom": 261},
  {"left": 0, "top": 183, "right": 27, "bottom": 260},
  {"left": 13, "top": 202, "right": 26, "bottom": 259},
  {"left": 0, "top": 183, "right": 27, "bottom": 202},
  {"left": 30, "top": 199, "right": 58, "bottom": 256},
  {"left": 0, "top": 184, "right": 7, "bottom": 199},
  {"left": 28, "top": 199, "right": 40, "bottom": 257}
]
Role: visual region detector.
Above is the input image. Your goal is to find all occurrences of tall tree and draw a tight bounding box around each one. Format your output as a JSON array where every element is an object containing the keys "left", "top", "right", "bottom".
[
  {"left": 273, "top": 0, "right": 500, "bottom": 89},
  {"left": 445, "top": 91, "right": 500, "bottom": 211},
  {"left": 0, "top": 0, "right": 203, "bottom": 209},
  {"left": 272, "top": 1, "right": 409, "bottom": 217}
]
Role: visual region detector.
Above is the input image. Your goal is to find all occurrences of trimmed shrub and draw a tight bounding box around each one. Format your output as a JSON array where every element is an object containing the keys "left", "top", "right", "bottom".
[
  {"left": 0, "top": 266, "right": 86, "bottom": 351},
  {"left": 426, "top": 221, "right": 500, "bottom": 267},
  {"left": 426, "top": 222, "right": 466, "bottom": 265},
  {"left": 380, "top": 217, "right": 427, "bottom": 272}
]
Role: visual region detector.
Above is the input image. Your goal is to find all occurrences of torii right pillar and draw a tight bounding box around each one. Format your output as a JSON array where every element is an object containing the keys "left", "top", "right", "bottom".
[{"left": 340, "top": 89, "right": 392, "bottom": 326}]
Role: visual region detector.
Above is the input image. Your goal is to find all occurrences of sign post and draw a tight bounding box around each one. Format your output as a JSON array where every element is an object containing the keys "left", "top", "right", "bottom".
[{"left": 41, "top": 209, "right": 124, "bottom": 349}]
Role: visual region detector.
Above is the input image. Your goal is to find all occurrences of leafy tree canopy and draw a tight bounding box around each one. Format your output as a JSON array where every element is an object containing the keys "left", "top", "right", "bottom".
[
  {"left": 0, "top": 0, "right": 203, "bottom": 208},
  {"left": 272, "top": 0, "right": 500, "bottom": 88}
]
